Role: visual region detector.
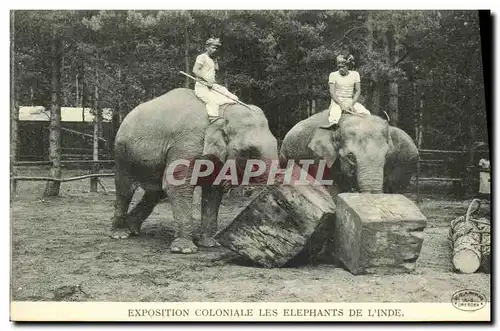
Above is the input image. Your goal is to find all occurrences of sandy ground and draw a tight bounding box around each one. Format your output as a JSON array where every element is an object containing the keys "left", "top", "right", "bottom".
[{"left": 10, "top": 167, "right": 491, "bottom": 302}]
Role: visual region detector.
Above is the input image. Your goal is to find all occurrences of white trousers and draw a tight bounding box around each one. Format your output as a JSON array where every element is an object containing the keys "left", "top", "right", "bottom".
[
  {"left": 328, "top": 99, "right": 371, "bottom": 124},
  {"left": 194, "top": 82, "right": 238, "bottom": 117}
]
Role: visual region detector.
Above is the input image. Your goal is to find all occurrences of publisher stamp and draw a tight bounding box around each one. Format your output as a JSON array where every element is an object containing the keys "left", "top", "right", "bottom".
[{"left": 451, "top": 289, "right": 487, "bottom": 312}]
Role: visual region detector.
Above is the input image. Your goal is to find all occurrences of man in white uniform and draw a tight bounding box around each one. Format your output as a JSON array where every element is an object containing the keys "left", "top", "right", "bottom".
[
  {"left": 320, "top": 54, "right": 371, "bottom": 129},
  {"left": 192, "top": 38, "right": 239, "bottom": 122}
]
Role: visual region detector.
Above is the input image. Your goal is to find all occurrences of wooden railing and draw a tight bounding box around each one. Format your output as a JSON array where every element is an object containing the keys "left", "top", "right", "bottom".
[
  {"left": 415, "top": 148, "right": 489, "bottom": 201},
  {"left": 11, "top": 159, "right": 115, "bottom": 195}
]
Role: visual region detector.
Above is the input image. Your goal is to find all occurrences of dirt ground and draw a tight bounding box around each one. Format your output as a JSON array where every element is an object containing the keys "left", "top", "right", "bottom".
[{"left": 10, "top": 167, "right": 491, "bottom": 302}]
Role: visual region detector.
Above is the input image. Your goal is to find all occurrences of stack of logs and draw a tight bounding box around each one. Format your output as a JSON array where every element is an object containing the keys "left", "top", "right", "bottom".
[{"left": 448, "top": 199, "right": 491, "bottom": 274}]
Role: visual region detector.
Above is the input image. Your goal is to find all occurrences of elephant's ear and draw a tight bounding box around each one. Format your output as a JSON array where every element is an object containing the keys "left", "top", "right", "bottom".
[
  {"left": 307, "top": 128, "right": 338, "bottom": 168},
  {"left": 203, "top": 118, "right": 228, "bottom": 161}
]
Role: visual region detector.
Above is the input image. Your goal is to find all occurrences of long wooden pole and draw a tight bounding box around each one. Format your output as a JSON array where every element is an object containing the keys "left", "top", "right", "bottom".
[
  {"left": 13, "top": 173, "right": 114, "bottom": 182},
  {"left": 179, "top": 71, "right": 253, "bottom": 110},
  {"left": 15, "top": 160, "right": 115, "bottom": 166}
]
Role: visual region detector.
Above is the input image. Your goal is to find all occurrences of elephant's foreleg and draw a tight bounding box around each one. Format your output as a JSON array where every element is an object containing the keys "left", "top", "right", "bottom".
[
  {"left": 111, "top": 169, "right": 136, "bottom": 239},
  {"left": 198, "top": 185, "right": 223, "bottom": 247},
  {"left": 166, "top": 182, "right": 198, "bottom": 254},
  {"left": 126, "top": 189, "right": 163, "bottom": 235},
  {"left": 164, "top": 137, "right": 204, "bottom": 254}
]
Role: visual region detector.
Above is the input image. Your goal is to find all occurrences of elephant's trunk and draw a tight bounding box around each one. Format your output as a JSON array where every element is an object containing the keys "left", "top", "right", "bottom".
[{"left": 356, "top": 162, "right": 384, "bottom": 193}]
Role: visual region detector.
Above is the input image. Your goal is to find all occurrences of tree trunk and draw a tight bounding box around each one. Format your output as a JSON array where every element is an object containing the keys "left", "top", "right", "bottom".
[
  {"left": 118, "top": 68, "right": 127, "bottom": 123},
  {"left": 369, "top": 81, "right": 380, "bottom": 116},
  {"left": 10, "top": 12, "right": 19, "bottom": 196},
  {"left": 383, "top": 30, "right": 399, "bottom": 126},
  {"left": 30, "top": 86, "right": 34, "bottom": 106},
  {"left": 184, "top": 25, "right": 190, "bottom": 88},
  {"left": 416, "top": 91, "right": 424, "bottom": 149},
  {"left": 366, "top": 12, "right": 380, "bottom": 115},
  {"left": 10, "top": 104, "right": 19, "bottom": 197},
  {"left": 61, "top": 53, "right": 68, "bottom": 106},
  {"left": 75, "top": 72, "right": 79, "bottom": 108},
  {"left": 91, "top": 69, "right": 101, "bottom": 192},
  {"left": 388, "top": 82, "right": 398, "bottom": 126},
  {"left": 81, "top": 64, "right": 86, "bottom": 121},
  {"left": 43, "top": 28, "right": 62, "bottom": 197}
]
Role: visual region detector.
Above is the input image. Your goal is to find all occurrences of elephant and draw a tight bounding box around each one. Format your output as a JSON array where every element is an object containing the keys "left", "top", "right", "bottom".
[
  {"left": 279, "top": 109, "right": 418, "bottom": 195},
  {"left": 110, "top": 87, "right": 279, "bottom": 254}
]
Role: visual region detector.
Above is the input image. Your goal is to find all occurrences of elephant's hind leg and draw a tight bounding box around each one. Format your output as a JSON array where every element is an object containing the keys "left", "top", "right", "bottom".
[
  {"left": 126, "top": 189, "right": 163, "bottom": 235},
  {"left": 111, "top": 169, "right": 137, "bottom": 239}
]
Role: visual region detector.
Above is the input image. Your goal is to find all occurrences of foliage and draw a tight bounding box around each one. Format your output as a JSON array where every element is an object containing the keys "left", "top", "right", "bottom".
[{"left": 12, "top": 10, "right": 489, "bottom": 150}]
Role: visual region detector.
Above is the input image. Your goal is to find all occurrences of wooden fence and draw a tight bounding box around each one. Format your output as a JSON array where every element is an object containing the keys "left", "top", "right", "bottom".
[
  {"left": 415, "top": 148, "right": 490, "bottom": 201},
  {"left": 11, "top": 159, "right": 115, "bottom": 195},
  {"left": 11, "top": 148, "right": 490, "bottom": 199}
]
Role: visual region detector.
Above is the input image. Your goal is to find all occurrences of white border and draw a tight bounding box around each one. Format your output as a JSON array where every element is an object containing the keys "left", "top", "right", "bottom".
[{"left": 3, "top": 3, "right": 498, "bottom": 330}]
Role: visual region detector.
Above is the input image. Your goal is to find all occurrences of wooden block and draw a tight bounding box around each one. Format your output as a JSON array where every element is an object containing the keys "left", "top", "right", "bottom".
[
  {"left": 214, "top": 168, "right": 336, "bottom": 268},
  {"left": 333, "top": 193, "right": 427, "bottom": 275}
]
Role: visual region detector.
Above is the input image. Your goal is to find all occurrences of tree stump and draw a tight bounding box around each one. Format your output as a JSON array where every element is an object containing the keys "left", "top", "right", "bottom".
[
  {"left": 448, "top": 199, "right": 491, "bottom": 274},
  {"left": 214, "top": 166, "right": 337, "bottom": 268},
  {"left": 333, "top": 193, "right": 427, "bottom": 275}
]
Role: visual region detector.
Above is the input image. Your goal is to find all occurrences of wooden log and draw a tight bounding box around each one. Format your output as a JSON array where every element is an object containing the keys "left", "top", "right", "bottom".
[
  {"left": 214, "top": 167, "right": 337, "bottom": 268},
  {"left": 333, "top": 193, "right": 427, "bottom": 275},
  {"left": 450, "top": 220, "right": 481, "bottom": 274},
  {"left": 448, "top": 199, "right": 491, "bottom": 274},
  {"left": 449, "top": 216, "right": 490, "bottom": 274}
]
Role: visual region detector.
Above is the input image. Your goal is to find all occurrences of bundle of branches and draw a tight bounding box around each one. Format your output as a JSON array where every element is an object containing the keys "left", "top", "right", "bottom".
[{"left": 448, "top": 199, "right": 490, "bottom": 274}]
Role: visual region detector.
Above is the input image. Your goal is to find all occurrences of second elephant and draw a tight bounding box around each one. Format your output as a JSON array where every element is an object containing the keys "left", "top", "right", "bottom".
[{"left": 280, "top": 109, "right": 418, "bottom": 195}]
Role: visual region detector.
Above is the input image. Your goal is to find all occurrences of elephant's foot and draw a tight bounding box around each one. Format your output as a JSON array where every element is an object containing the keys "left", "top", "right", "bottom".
[
  {"left": 196, "top": 236, "right": 221, "bottom": 248},
  {"left": 170, "top": 238, "right": 198, "bottom": 254},
  {"left": 127, "top": 220, "right": 142, "bottom": 236},
  {"left": 110, "top": 228, "right": 133, "bottom": 239}
]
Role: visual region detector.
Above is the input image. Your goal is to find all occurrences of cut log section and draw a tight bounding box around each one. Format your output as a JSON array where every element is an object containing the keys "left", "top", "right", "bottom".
[
  {"left": 333, "top": 193, "right": 427, "bottom": 275},
  {"left": 448, "top": 199, "right": 491, "bottom": 274},
  {"left": 214, "top": 166, "right": 337, "bottom": 268},
  {"left": 450, "top": 218, "right": 481, "bottom": 273}
]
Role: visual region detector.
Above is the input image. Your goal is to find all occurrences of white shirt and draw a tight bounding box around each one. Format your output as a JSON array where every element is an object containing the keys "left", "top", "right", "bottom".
[
  {"left": 328, "top": 70, "right": 360, "bottom": 101},
  {"left": 195, "top": 53, "right": 218, "bottom": 83}
]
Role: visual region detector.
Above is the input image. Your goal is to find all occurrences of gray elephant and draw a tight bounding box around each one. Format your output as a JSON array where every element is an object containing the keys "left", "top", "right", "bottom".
[
  {"left": 280, "top": 109, "right": 418, "bottom": 194},
  {"left": 111, "top": 88, "right": 279, "bottom": 254}
]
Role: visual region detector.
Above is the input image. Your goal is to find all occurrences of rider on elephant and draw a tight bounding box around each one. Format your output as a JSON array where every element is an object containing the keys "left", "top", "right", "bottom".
[
  {"left": 320, "top": 54, "right": 371, "bottom": 129},
  {"left": 192, "top": 37, "right": 239, "bottom": 122}
]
